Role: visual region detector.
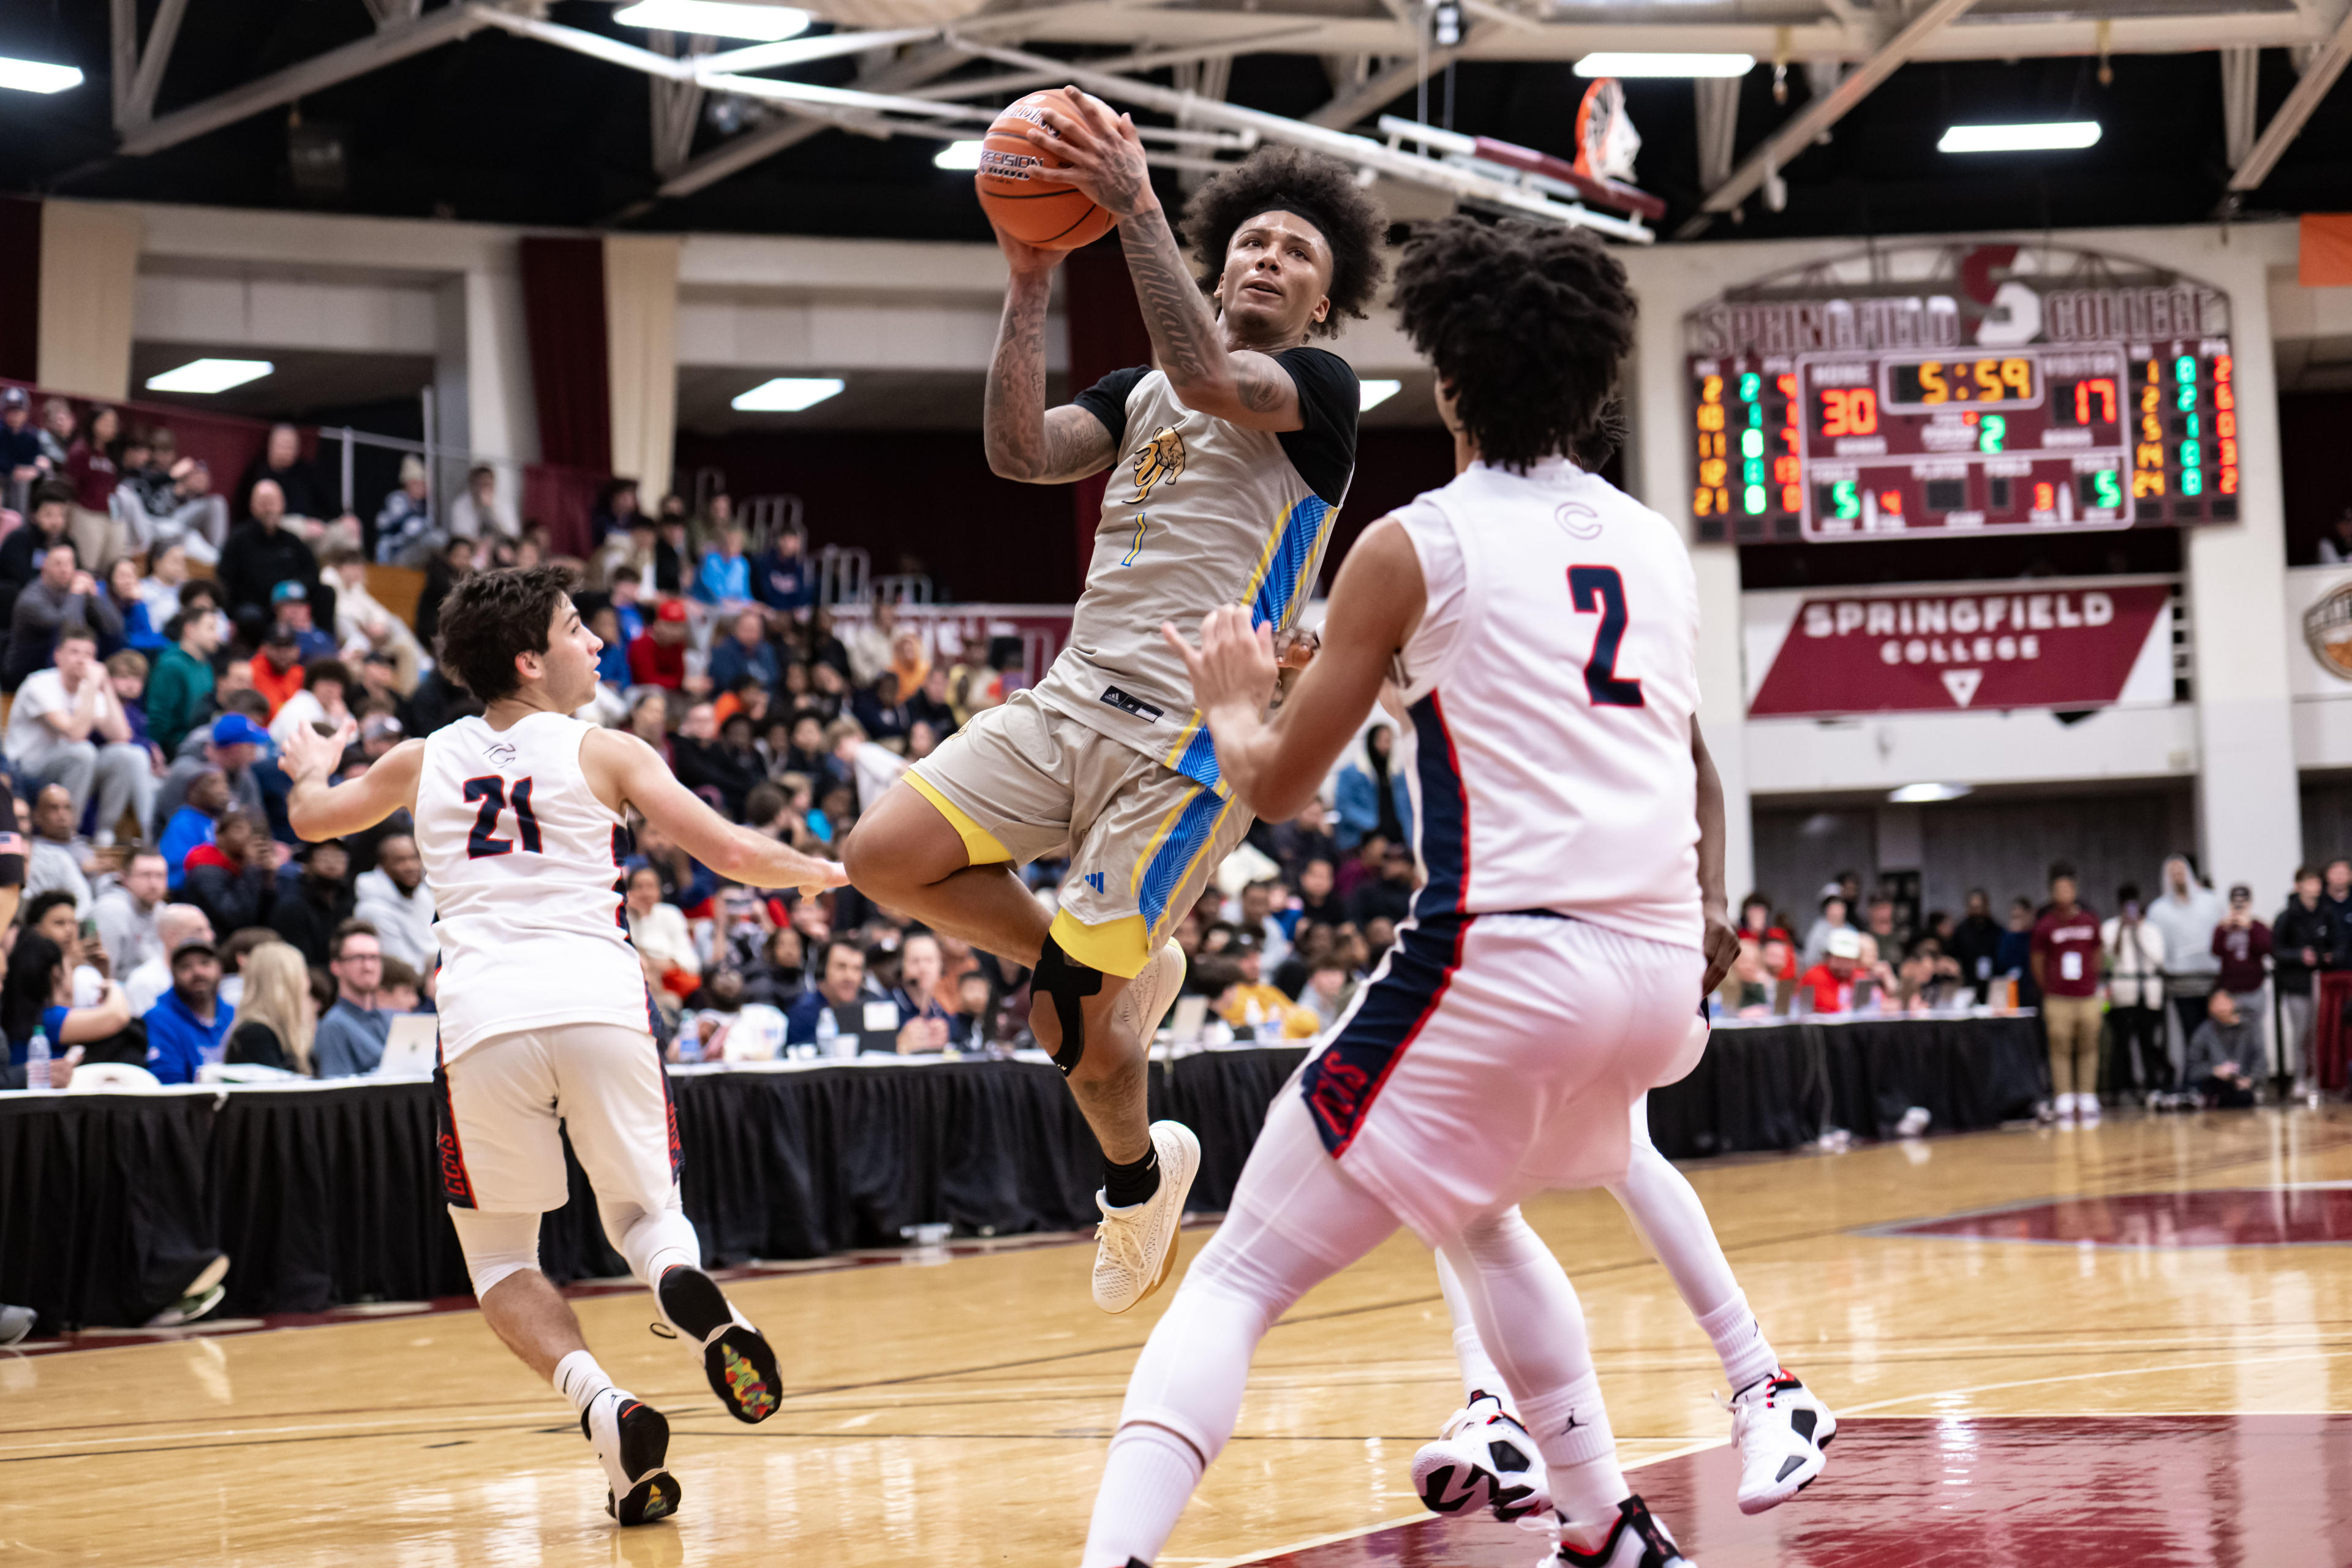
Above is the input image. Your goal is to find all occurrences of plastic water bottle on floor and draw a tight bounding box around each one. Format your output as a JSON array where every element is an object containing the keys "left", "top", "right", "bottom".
[{"left": 25, "top": 1028, "right": 51, "bottom": 1092}]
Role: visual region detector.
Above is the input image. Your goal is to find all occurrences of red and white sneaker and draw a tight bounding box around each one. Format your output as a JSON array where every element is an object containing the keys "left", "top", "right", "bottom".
[
  {"left": 1725, "top": 1368, "right": 1835, "bottom": 1513},
  {"left": 1411, "top": 1392, "right": 1551, "bottom": 1521},
  {"left": 1534, "top": 1495, "right": 1697, "bottom": 1567}
]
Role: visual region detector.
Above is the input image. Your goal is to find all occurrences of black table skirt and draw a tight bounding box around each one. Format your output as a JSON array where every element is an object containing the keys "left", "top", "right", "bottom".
[{"left": 0, "top": 1017, "right": 2041, "bottom": 1332}]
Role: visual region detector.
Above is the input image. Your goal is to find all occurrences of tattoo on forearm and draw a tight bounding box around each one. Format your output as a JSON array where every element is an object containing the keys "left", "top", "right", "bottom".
[
  {"left": 984, "top": 279, "right": 1051, "bottom": 478},
  {"left": 1236, "top": 362, "right": 1286, "bottom": 412},
  {"left": 1120, "top": 206, "right": 1224, "bottom": 388}
]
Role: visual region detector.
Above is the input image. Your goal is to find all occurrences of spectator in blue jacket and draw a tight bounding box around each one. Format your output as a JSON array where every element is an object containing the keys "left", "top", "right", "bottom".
[
  {"left": 708, "top": 607, "right": 778, "bottom": 693},
  {"left": 694, "top": 523, "right": 753, "bottom": 606},
  {"left": 785, "top": 936, "right": 869, "bottom": 1047},
  {"left": 1334, "top": 725, "right": 1411, "bottom": 853},
  {"left": 143, "top": 940, "right": 233, "bottom": 1085},
  {"left": 753, "top": 527, "right": 815, "bottom": 614}
]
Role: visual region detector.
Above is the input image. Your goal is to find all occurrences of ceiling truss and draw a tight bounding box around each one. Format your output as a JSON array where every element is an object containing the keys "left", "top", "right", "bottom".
[{"left": 87, "top": 0, "right": 2352, "bottom": 241}]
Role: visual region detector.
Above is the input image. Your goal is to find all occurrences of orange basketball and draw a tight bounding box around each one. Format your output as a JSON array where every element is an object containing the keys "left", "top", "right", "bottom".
[{"left": 974, "top": 91, "right": 1117, "bottom": 250}]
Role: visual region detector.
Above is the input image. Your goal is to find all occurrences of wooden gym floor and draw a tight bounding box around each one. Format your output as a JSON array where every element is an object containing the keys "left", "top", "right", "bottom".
[{"left": 8, "top": 1106, "right": 2352, "bottom": 1567}]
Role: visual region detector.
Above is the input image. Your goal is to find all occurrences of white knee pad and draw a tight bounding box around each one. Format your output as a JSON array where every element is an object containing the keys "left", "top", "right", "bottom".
[
  {"left": 598, "top": 1197, "right": 701, "bottom": 1288},
  {"left": 448, "top": 1207, "right": 543, "bottom": 1300}
]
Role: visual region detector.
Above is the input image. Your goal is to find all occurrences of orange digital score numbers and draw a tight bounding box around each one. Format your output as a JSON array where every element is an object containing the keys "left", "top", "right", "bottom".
[
  {"left": 1693, "top": 374, "right": 1729, "bottom": 519},
  {"left": 2135, "top": 347, "right": 2238, "bottom": 515}
]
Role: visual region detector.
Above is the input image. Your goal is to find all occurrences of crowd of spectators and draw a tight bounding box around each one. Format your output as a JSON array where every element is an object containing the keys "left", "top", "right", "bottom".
[
  {"left": 0, "top": 394, "right": 1441, "bottom": 1091},
  {"left": 1720, "top": 851, "right": 2341, "bottom": 1123}
]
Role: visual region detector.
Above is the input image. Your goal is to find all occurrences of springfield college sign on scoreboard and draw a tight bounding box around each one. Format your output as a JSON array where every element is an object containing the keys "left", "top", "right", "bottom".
[{"left": 1686, "top": 247, "right": 2239, "bottom": 543}]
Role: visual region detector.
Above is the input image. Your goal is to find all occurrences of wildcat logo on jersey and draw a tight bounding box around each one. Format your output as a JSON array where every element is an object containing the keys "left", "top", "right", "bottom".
[
  {"left": 483, "top": 742, "right": 518, "bottom": 766},
  {"left": 1129, "top": 426, "right": 1185, "bottom": 503}
]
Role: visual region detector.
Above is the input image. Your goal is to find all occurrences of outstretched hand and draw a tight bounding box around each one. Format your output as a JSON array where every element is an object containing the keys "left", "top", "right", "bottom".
[
  {"left": 282, "top": 716, "right": 355, "bottom": 786},
  {"left": 1022, "top": 88, "right": 1154, "bottom": 219},
  {"left": 794, "top": 859, "right": 851, "bottom": 902},
  {"left": 1163, "top": 605, "right": 1279, "bottom": 721}
]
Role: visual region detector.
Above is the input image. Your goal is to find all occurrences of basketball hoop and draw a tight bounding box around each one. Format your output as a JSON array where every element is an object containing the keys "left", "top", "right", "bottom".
[{"left": 1574, "top": 78, "right": 1642, "bottom": 186}]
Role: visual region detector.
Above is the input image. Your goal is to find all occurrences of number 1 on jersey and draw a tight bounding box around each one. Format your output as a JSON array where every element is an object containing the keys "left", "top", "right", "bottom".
[
  {"left": 464, "top": 775, "right": 541, "bottom": 858},
  {"left": 1567, "top": 566, "right": 1644, "bottom": 708}
]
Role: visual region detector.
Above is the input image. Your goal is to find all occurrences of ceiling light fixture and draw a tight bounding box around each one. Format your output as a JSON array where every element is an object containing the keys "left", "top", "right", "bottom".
[
  {"left": 1886, "top": 782, "right": 1973, "bottom": 804},
  {"left": 0, "top": 56, "right": 84, "bottom": 94},
  {"left": 145, "top": 358, "right": 274, "bottom": 394},
  {"left": 612, "top": 1, "right": 812, "bottom": 42},
  {"left": 1359, "top": 379, "right": 1402, "bottom": 411},
  {"left": 933, "top": 140, "right": 983, "bottom": 170},
  {"left": 1574, "top": 53, "right": 1754, "bottom": 79},
  {"left": 733, "top": 377, "right": 844, "bottom": 412},
  {"left": 1938, "top": 121, "right": 2101, "bottom": 154}
]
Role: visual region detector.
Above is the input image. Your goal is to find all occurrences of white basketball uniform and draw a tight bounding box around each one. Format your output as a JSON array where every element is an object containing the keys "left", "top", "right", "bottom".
[
  {"left": 420, "top": 710, "right": 674, "bottom": 1215},
  {"left": 1298, "top": 455, "right": 1708, "bottom": 1243}
]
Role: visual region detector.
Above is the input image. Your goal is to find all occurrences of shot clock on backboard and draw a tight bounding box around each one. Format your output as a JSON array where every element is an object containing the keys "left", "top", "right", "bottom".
[{"left": 1685, "top": 243, "right": 2240, "bottom": 543}]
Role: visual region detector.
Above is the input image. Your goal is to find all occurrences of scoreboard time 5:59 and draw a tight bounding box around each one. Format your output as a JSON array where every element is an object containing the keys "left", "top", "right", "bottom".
[{"left": 1691, "top": 342, "right": 2239, "bottom": 542}]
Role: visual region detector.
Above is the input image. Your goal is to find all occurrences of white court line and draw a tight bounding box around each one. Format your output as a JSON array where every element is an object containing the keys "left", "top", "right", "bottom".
[
  {"left": 1194, "top": 1436, "right": 1731, "bottom": 1567},
  {"left": 1830, "top": 1343, "right": 2352, "bottom": 1417}
]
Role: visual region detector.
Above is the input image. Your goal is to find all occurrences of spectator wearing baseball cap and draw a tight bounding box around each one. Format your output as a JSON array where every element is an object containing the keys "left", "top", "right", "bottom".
[
  {"left": 270, "top": 581, "right": 336, "bottom": 662},
  {"left": 153, "top": 713, "right": 270, "bottom": 864},
  {"left": 628, "top": 596, "right": 692, "bottom": 690},
  {"left": 253, "top": 621, "right": 307, "bottom": 717},
  {"left": 142, "top": 938, "right": 233, "bottom": 1085},
  {"left": 0, "top": 387, "right": 42, "bottom": 514}
]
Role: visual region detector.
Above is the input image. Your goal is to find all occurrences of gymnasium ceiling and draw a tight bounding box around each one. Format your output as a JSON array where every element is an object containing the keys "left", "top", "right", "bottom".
[{"left": 0, "top": 1, "right": 2347, "bottom": 247}]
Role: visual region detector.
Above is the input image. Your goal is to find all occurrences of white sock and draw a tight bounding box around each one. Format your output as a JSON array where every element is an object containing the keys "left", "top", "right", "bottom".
[
  {"left": 1081, "top": 1423, "right": 1204, "bottom": 1568},
  {"left": 552, "top": 1349, "right": 617, "bottom": 1417},
  {"left": 1695, "top": 1291, "right": 1779, "bottom": 1393},
  {"left": 1434, "top": 1250, "right": 1512, "bottom": 1408},
  {"left": 1517, "top": 1373, "right": 1623, "bottom": 1530}
]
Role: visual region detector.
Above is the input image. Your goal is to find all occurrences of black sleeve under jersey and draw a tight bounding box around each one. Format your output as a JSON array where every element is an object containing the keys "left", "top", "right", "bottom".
[
  {"left": 1072, "top": 366, "right": 1153, "bottom": 451},
  {"left": 1272, "top": 346, "right": 1360, "bottom": 507}
]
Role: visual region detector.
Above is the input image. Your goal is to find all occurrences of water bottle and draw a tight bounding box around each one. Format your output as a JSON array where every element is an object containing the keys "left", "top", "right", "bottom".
[
  {"left": 814, "top": 1006, "right": 838, "bottom": 1057},
  {"left": 25, "top": 1028, "right": 51, "bottom": 1092}
]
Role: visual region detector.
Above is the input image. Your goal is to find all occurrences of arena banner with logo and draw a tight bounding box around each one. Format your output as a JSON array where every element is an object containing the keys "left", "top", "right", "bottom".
[
  {"left": 2287, "top": 567, "right": 2352, "bottom": 697},
  {"left": 1743, "top": 577, "right": 2176, "bottom": 717}
]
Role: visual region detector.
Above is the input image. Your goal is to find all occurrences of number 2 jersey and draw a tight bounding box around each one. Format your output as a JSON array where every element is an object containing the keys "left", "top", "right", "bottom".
[
  {"left": 1390, "top": 456, "right": 1703, "bottom": 950},
  {"left": 418, "top": 711, "right": 651, "bottom": 1060}
]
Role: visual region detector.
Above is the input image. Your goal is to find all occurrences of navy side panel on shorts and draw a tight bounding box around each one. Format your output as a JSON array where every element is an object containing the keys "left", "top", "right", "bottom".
[{"left": 1299, "top": 912, "right": 1466, "bottom": 1156}]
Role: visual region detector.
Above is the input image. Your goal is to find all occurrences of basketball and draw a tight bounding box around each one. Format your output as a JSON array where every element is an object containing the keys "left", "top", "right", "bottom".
[{"left": 974, "top": 91, "right": 1117, "bottom": 250}]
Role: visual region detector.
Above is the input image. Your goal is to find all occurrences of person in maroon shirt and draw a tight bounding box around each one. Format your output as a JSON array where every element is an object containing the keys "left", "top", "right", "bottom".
[
  {"left": 2030, "top": 862, "right": 2105, "bottom": 1124},
  {"left": 62, "top": 405, "right": 121, "bottom": 572},
  {"left": 2211, "top": 883, "right": 2274, "bottom": 1019},
  {"left": 626, "top": 597, "right": 693, "bottom": 690}
]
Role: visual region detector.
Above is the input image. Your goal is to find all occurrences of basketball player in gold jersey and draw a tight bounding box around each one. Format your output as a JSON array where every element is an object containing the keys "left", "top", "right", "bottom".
[{"left": 843, "top": 96, "right": 1385, "bottom": 1313}]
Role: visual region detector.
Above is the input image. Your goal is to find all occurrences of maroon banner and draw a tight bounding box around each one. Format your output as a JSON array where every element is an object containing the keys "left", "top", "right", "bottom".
[{"left": 1748, "top": 582, "right": 2171, "bottom": 717}]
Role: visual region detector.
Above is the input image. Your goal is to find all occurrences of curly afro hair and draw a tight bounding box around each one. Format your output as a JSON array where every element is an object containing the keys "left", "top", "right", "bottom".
[
  {"left": 1178, "top": 146, "right": 1387, "bottom": 338},
  {"left": 1393, "top": 216, "right": 1638, "bottom": 472},
  {"left": 435, "top": 564, "right": 579, "bottom": 703}
]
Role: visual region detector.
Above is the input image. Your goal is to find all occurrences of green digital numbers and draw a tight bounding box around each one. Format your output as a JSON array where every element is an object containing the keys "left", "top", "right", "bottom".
[{"left": 1978, "top": 414, "right": 2006, "bottom": 454}]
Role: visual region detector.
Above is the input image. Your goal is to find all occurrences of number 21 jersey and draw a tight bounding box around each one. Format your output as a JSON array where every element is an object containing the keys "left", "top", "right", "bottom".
[{"left": 418, "top": 711, "right": 652, "bottom": 1060}]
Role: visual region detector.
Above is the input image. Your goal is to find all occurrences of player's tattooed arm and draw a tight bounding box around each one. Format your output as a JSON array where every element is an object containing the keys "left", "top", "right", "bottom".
[
  {"left": 1692, "top": 720, "right": 1741, "bottom": 994},
  {"left": 1030, "top": 89, "right": 1304, "bottom": 432},
  {"left": 983, "top": 247, "right": 1115, "bottom": 484}
]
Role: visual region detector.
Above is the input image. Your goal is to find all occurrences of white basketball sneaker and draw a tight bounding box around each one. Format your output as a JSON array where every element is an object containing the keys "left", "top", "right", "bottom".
[
  {"left": 1411, "top": 1392, "right": 1551, "bottom": 1521},
  {"left": 1091, "top": 1120, "right": 1200, "bottom": 1313},
  {"left": 1536, "top": 1496, "right": 1698, "bottom": 1567},
  {"left": 1116, "top": 940, "right": 1188, "bottom": 1044},
  {"left": 581, "top": 1389, "right": 680, "bottom": 1526},
  {"left": 1725, "top": 1369, "right": 1835, "bottom": 1513}
]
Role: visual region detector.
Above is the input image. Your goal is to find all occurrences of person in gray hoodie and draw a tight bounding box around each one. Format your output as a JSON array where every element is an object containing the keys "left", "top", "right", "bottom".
[
  {"left": 2184, "top": 989, "right": 2263, "bottom": 1108},
  {"left": 2146, "top": 853, "right": 2224, "bottom": 1055}
]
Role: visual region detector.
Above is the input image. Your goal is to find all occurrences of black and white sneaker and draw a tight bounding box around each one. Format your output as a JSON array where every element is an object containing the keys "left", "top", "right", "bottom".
[
  {"left": 1411, "top": 1392, "right": 1551, "bottom": 1521},
  {"left": 655, "top": 1264, "right": 781, "bottom": 1423},
  {"left": 1725, "top": 1368, "right": 1834, "bottom": 1513},
  {"left": 1537, "top": 1495, "right": 1697, "bottom": 1567},
  {"left": 582, "top": 1390, "right": 679, "bottom": 1526}
]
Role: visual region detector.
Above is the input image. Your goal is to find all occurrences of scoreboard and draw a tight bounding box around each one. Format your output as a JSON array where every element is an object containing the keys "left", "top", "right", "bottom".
[{"left": 1684, "top": 246, "right": 2239, "bottom": 544}]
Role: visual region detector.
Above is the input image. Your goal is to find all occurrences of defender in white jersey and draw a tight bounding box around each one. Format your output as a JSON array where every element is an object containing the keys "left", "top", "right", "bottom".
[
  {"left": 1076, "top": 219, "right": 1731, "bottom": 1568},
  {"left": 283, "top": 567, "right": 845, "bottom": 1529},
  {"left": 843, "top": 114, "right": 1388, "bottom": 1315}
]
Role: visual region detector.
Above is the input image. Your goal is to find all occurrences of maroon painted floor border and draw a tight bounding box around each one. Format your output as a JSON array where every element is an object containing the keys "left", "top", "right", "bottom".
[
  {"left": 1246, "top": 1416, "right": 2352, "bottom": 1568},
  {"left": 1871, "top": 1187, "right": 2352, "bottom": 1248}
]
